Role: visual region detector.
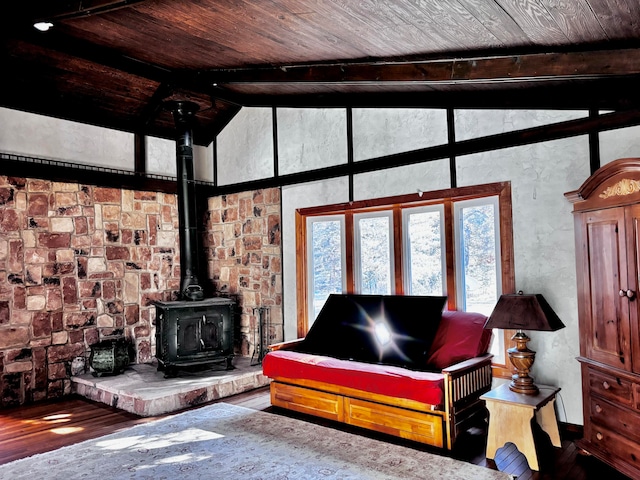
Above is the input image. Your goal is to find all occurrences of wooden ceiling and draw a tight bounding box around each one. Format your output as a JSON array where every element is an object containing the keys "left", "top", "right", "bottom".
[{"left": 3, "top": 0, "right": 640, "bottom": 146}]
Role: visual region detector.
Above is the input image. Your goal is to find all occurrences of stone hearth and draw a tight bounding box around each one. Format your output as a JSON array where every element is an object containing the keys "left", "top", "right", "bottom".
[{"left": 71, "top": 357, "right": 269, "bottom": 416}]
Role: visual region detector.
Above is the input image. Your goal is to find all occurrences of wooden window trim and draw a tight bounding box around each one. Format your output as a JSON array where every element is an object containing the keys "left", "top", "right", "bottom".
[{"left": 295, "top": 181, "right": 515, "bottom": 378}]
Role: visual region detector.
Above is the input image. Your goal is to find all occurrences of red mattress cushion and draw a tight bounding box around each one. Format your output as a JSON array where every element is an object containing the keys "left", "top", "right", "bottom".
[
  {"left": 426, "top": 310, "right": 492, "bottom": 370},
  {"left": 263, "top": 349, "right": 445, "bottom": 406}
]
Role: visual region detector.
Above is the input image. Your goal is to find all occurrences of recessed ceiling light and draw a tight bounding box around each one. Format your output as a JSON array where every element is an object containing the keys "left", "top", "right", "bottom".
[{"left": 33, "top": 22, "right": 54, "bottom": 32}]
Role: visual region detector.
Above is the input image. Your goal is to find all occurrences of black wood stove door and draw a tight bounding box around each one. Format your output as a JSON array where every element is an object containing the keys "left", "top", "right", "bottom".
[{"left": 177, "top": 311, "right": 224, "bottom": 356}]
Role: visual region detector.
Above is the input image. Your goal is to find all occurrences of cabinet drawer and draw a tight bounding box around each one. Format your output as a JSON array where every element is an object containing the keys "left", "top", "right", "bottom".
[
  {"left": 587, "top": 423, "right": 640, "bottom": 473},
  {"left": 588, "top": 396, "right": 640, "bottom": 443},
  {"left": 345, "top": 397, "right": 444, "bottom": 447},
  {"left": 587, "top": 369, "right": 633, "bottom": 407},
  {"left": 271, "top": 382, "right": 344, "bottom": 422}
]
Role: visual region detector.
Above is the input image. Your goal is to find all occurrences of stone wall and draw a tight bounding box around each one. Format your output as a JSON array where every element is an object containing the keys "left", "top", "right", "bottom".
[
  {"left": 0, "top": 176, "right": 182, "bottom": 406},
  {"left": 0, "top": 175, "right": 283, "bottom": 407},
  {"left": 205, "top": 188, "right": 283, "bottom": 358}
]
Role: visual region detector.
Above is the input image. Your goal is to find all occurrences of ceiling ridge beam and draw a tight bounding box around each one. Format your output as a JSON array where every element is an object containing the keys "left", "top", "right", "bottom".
[{"left": 205, "top": 48, "right": 640, "bottom": 85}]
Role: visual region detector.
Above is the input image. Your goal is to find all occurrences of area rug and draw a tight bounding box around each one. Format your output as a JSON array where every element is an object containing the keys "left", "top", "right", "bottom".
[{"left": 0, "top": 403, "right": 513, "bottom": 479}]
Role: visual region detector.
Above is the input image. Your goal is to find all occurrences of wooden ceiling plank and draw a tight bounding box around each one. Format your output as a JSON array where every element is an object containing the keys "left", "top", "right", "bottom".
[
  {"left": 586, "top": 0, "right": 640, "bottom": 38},
  {"left": 456, "top": 0, "right": 534, "bottom": 47},
  {"left": 494, "top": 0, "right": 569, "bottom": 44},
  {"left": 384, "top": 0, "right": 505, "bottom": 51},
  {"left": 539, "top": 0, "right": 607, "bottom": 42}
]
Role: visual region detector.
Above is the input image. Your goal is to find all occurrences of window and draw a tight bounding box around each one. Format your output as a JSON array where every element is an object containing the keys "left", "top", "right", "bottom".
[
  {"left": 454, "top": 196, "right": 504, "bottom": 364},
  {"left": 306, "top": 215, "right": 346, "bottom": 321},
  {"left": 354, "top": 211, "right": 394, "bottom": 295},
  {"left": 296, "top": 182, "right": 514, "bottom": 377},
  {"left": 402, "top": 205, "right": 445, "bottom": 296}
]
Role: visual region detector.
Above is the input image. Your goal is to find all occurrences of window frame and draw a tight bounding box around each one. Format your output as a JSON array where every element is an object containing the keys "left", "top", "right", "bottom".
[{"left": 295, "top": 181, "right": 515, "bottom": 378}]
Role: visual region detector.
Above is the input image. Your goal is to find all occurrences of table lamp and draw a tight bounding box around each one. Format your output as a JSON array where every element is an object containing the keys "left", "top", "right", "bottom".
[{"left": 484, "top": 291, "right": 565, "bottom": 395}]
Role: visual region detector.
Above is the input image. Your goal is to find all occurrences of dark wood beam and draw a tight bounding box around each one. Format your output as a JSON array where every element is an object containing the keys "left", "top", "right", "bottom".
[
  {"left": 199, "top": 108, "right": 640, "bottom": 197},
  {"left": 32, "top": 0, "right": 151, "bottom": 23},
  {"left": 206, "top": 48, "right": 640, "bottom": 86},
  {"left": 0, "top": 153, "right": 177, "bottom": 194}
]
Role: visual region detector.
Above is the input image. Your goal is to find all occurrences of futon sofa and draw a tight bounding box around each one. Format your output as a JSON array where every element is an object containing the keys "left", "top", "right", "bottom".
[{"left": 262, "top": 294, "right": 493, "bottom": 450}]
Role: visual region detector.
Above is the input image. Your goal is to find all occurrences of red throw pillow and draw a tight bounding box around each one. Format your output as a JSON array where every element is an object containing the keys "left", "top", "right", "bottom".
[{"left": 426, "top": 310, "right": 492, "bottom": 370}]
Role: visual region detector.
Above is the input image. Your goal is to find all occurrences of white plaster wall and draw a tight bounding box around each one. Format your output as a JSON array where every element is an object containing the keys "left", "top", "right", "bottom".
[
  {"left": 281, "top": 178, "right": 350, "bottom": 340},
  {"left": 146, "top": 137, "right": 213, "bottom": 181},
  {"left": 352, "top": 108, "right": 448, "bottom": 161},
  {"left": 277, "top": 108, "right": 347, "bottom": 175},
  {"left": 0, "top": 107, "right": 134, "bottom": 170},
  {"left": 147, "top": 136, "right": 176, "bottom": 177},
  {"left": 457, "top": 136, "right": 590, "bottom": 424},
  {"left": 455, "top": 109, "right": 588, "bottom": 141},
  {"left": 194, "top": 143, "right": 214, "bottom": 183},
  {"left": 217, "top": 108, "right": 274, "bottom": 185},
  {"left": 353, "top": 159, "right": 450, "bottom": 200},
  {"left": 600, "top": 124, "right": 640, "bottom": 165}
]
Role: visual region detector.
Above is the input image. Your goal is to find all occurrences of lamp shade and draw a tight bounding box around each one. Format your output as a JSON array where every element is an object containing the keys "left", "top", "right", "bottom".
[{"left": 484, "top": 293, "right": 565, "bottom": 332}]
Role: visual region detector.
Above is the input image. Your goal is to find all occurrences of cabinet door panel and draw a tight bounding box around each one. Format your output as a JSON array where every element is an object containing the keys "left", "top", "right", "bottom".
[
  {"left": 626, "top": 204, "right": 640, "bottom": 373},
  {"left": 581, "top": 208, "right": 631, "bottom": 370}
]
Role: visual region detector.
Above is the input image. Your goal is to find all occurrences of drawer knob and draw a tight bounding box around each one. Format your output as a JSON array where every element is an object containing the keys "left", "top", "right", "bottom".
[
  {"left": 620, "top": 289, "right": 626, "bottom": 297},
  {"left": 595, "top": 404, "right": 603, "bottom": 413},
  {"left": 602, "top": 381, "right": 610, "bottom": 390},
  {"left": 596, "top": 432, "right": 603, "bottom": 441},
  {"left": 627, "top": 289, "right": 636, "bottom": 300}
]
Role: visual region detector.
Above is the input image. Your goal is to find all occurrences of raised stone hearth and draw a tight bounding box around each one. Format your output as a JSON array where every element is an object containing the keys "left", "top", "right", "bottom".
[{"left": 71, "top": 357, "right": 269, "bottom": 416}]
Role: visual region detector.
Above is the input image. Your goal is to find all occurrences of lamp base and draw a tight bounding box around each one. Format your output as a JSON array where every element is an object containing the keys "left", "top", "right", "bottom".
[
  {"left": 509, "top": 374, "right": 540, "bottom": 395},
  {"left": 507, "top": 331, "right": 540, "bottom": 395}
]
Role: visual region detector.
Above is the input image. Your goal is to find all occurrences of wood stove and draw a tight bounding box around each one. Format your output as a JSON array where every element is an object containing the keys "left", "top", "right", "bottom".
[
  {"left": 155, "top": 298, "right": 234, "bottom": 377},
  {"left": 154, "top": 100, "right": 235, "bottom": 377}
]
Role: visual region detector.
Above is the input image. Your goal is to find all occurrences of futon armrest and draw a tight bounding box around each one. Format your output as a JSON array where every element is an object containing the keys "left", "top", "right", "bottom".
[
  {"left": 441, "top": 353, "right": 493, "bottom": 377},
  {"left": 268, "top": 338, "right": 305, "bottom": 351}
]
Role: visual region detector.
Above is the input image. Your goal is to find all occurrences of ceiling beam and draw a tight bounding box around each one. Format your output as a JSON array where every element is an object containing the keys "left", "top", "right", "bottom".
[
  {"left": 205, "top": 48, "right": 640, "bottom": 86},
  {"left": 32, "top": 0, "right": 151, "bottom": 23}
]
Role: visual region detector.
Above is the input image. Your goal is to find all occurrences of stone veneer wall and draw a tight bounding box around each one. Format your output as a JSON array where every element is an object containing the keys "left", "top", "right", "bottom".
[
  {"left": 0, "top": 175, "right": 283, "bottom": 407},
  {"left": 0, "top": 176, "right": 183, "bottom": 406},
  {"left": 205, "top": 188, "right": 283, "bottom": 358}
]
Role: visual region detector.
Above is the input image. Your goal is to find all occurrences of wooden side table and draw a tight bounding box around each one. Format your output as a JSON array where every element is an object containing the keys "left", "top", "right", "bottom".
[{"left": 481, "top": 383, "right": 561, "bottom": 471}]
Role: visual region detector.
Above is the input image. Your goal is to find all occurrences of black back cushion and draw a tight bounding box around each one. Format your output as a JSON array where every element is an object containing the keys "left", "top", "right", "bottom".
[{"left": 299, "top": 294, "right": 446, "bottom": 371}]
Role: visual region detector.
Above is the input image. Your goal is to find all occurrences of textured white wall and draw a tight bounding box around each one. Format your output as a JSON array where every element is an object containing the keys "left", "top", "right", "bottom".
[
  {"left": 147, "top": 136, "right": 176, "bottom": 177},
  {"left": 457, "top": 137, "right": 590, "bottom": 424},
  {"left": 0, "top": 107, "right": 134, "bottom": 170},
  {"left": 353, "top": 108, "right": 447, "bottom": 161},
  {"left": 217, "top": 107, "right": 274, "bottom": 185},
  {"left": 600, "top": 124, "right": 640, "bottom": 165},
  {"left": 146, "top": 137, "right": 213, "bottom": 181},
  {"left": 353, "top": 159, "right": 450, "bottom": 200},
  {"left": 455, "top": 109, "right": 588, "bottom": 141},
  {"left": 281, "top": 178, "right": 350, "bottom": 340},
  {"left": 277, "top": 108, "right": 347, "bottom": 175}
]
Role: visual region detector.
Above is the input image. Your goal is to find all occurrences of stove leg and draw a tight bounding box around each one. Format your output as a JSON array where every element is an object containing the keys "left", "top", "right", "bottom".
[{"left": 225, "top": 356, "right": 235, "bottom": 370}]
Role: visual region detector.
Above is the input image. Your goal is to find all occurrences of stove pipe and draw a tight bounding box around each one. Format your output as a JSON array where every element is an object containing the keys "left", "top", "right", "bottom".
[{"left": 166, "top": 100, "right": 204, "bottom": 301}]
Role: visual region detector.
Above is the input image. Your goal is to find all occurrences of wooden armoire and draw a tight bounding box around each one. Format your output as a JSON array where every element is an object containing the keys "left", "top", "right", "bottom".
[{"left": 566, "top": 158, "right": 640, "bottom": 479}]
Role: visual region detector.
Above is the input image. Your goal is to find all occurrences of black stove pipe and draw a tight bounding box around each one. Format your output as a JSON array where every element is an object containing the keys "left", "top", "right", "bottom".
[{"left": 166, "top": 100, "right": 204, "bottom": 301}]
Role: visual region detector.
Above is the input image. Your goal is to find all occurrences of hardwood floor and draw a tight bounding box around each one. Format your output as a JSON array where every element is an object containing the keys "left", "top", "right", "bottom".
[{"left": 0, "top": 387, "right": 631, "bottom": 479}]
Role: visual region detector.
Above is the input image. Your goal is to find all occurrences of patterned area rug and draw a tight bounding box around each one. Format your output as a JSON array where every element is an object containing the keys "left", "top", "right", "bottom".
[{"left": 0, "top": 403, "right": 513, "bottom": 479}]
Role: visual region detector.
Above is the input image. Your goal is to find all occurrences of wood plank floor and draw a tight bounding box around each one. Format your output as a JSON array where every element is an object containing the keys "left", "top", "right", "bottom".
[{"left": 0, "top": 386, "right": 631, "bottom": 479}]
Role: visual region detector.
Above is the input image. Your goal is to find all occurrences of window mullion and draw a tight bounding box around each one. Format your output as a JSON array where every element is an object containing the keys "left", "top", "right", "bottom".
[
  {"left": 345, "top": 212, "right": 355, "bottom": 293},
  {"left": 393, "top": 207, "right": 404, "bottom": 295},
  {"left": 443, "top": 200, "right": 457, "bottom": 311}
]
